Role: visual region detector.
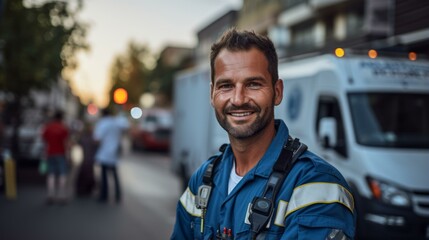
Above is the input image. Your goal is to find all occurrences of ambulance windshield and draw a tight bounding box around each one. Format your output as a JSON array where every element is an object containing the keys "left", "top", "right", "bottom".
[{"left": 348, "top": 92, "right": 429, "bottom": 148}]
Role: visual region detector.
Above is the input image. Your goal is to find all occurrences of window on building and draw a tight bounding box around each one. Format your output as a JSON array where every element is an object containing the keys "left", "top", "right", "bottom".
[
  {"left": 346, "top": 10, "right": 364, "bottom": 37},
  {"left": 292, "top": 23, "right": 315, "bottom": 49}
]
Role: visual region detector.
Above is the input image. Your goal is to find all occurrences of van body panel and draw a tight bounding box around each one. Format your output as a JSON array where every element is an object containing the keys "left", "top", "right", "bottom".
[{"left": 355, "top": 147, "right": 429, "bottom": 190}]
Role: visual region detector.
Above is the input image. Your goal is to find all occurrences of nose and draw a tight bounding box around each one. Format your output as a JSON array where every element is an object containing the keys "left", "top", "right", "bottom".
[{"left": 230, "top": 85, "right": 247, "bottom": 106}]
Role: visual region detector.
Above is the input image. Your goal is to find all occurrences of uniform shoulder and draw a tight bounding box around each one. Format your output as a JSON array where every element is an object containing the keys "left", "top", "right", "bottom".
[
  {"left": 295, "top": 150, "right": 348, "bottom": 184},
  {"left": 187, "top": 152, "right": 224, "bottom": 192}
]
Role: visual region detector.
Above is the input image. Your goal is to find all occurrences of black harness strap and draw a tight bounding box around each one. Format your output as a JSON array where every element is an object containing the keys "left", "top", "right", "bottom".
[
  {"left": 249, "top": 137, "right": 307, "bottom": 239},
  {"left": 196, "top": 144, "right": 228, "bottom": 234},
  {"left": 202, "top": 144, "right": 228, "bottom": 186}
]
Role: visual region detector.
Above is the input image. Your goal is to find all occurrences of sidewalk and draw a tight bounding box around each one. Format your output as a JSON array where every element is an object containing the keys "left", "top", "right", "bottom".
[{"left": 0, "top": 164, "right": 173, "bottom": 240}]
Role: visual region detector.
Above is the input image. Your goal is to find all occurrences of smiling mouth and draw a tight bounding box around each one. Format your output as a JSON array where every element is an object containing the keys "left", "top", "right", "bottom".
[{"left": 229, "top": 112, "right": 253, "bottom": 117}]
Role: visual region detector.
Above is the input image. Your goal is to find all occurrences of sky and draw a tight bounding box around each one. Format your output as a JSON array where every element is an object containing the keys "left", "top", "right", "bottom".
[{"left": 70, "top": 0, "right": 242, "bottom": 107}]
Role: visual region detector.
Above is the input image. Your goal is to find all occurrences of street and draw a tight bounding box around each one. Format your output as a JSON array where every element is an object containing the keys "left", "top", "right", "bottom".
[{"left": 0, "top": 145, "right": 182, "bottom": 240}]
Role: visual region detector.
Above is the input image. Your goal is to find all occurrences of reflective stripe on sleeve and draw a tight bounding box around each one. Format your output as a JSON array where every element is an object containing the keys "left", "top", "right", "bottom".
[
  {"left": 274, "top": 200, "right": 288, "bottom": 226},
  {"left": 179, "top": 187, "right": 202, "bottom": 217},
  {"left": 274, "top": 182, "right": 354, "bottom": 226},
  {"left": 286, "top": 182, "right": 354, "bottom": 216}
]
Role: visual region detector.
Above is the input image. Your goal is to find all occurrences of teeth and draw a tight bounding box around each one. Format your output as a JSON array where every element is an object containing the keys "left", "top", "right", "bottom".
[{"left": 231, "top": 112, "right": 251, "bottom": 117}]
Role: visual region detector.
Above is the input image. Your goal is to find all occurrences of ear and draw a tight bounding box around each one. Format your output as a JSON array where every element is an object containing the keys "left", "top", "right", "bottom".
[
  {"left": 210, "top": 82, "right": 214, "bottom": 107},
  {"left": 274, "top": 79, "right": 283, "bottom": 106}
]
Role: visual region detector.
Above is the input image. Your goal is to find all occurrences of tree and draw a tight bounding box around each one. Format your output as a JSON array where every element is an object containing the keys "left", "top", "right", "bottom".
[
  {"left": 148, "top": 50, "right": 194, "bottom": 107},
  {"left": 0, "top": 0, "right": 88, "bottom": 159},
  {"left": 108, "top": 41, "right": 151, "bottom": 108}
]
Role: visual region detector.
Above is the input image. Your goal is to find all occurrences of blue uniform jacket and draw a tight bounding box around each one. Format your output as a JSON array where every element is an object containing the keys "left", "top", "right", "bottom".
[{"left": 171, "top": 120, "right": 356, "bottom": 239}]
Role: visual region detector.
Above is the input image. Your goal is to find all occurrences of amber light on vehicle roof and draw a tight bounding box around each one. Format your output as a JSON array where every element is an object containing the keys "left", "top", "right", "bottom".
[
  {"left": 408, "top": 52, "right": 417, "bottom": 61},
  {"left": 368, "top": 49, "right": 378, "bottom": 59},
  {"left": 335, "top": 48, "right": 345, "bottom": 58}
]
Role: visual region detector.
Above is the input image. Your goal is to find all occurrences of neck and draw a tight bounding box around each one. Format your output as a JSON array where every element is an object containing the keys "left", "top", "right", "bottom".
[{"left": 229, "top": 121, "right": 277, "bottom": 176}]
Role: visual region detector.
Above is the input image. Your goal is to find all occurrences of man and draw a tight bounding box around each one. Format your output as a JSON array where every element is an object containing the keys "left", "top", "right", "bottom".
[
  {"left": 171, "top": 29, "right": 356, "bottom": 239},
  {"left": 93, "top": 108, "right": 129, "bottom": 203},
  {"left": 42, "top": 110, "right": 70, "bottom": 204}
]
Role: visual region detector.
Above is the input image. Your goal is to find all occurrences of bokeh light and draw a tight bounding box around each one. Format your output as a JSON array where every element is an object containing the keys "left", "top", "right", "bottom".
[
  {"left": 130, "top": 107, "right": 143, "bottom": 119},
  {"left": 113, "top": 88, "right": 128, "bottom": 104}
]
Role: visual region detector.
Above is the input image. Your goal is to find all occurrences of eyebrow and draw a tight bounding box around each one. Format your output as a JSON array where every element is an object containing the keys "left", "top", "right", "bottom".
[
  {"left": 214, "top": 78, "right": 232, "bottom": 86},
  {"left": 244, "top": 76, "right": 266, "bottom": 82},
  {"left": 214, "top": 76, "right": 266, "bottom": 85}
]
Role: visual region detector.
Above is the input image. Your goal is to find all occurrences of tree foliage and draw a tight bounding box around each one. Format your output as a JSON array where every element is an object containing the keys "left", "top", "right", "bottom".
[
  {"left": 0, "top": 0, "right": 88, "bottom": 95},
  {"left": 148, "top": 53, "right": 193, "bottom": 106},
  {"left": 108, "top": 41, "right": 151, "bottom": 108}
]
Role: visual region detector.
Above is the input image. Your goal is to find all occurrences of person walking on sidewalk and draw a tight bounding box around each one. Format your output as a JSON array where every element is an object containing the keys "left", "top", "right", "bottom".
[
  {"left": 93, "top": 108, "right": 129, "bottom": 203},
  {"left": 42, "top": 110, "right": 70, "bottom": 205},
  {"left": 75, "top": 121, "right": 97, "bottom": 197}
]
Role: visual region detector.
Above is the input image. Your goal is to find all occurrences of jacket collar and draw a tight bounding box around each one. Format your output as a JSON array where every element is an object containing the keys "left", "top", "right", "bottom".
[
  {"left": 250, "top": 119, "right": 289, "bottom": 179},
  {"left": 223, "top": 119, "right": 290, "bottom": 180}
]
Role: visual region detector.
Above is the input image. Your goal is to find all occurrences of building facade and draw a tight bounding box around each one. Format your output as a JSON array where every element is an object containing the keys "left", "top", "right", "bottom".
[
  {"left": 234, "top": 0, "right": 429, "bottom": 58},
  {"left": 196, "top": 10, "right": 239, "bottom": 64}
]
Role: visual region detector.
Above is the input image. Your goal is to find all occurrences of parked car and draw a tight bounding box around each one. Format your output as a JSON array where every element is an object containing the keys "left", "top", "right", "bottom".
[
  {"left": 131, "top": 108, "right": 172, "bottom": 152},
  {"left": 3, "top": 124, "right": 45, "bottom": 162}
]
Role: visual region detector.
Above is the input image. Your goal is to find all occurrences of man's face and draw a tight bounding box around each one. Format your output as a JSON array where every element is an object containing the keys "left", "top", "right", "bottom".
[{"left": 210, "top": 48, "right": 283, "bottom": 139}]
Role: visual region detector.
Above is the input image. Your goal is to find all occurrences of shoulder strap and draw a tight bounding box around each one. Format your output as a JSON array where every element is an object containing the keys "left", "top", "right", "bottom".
[
  {"left": 273, "top": 136, "right": 307, "bottom": 172},
  {"left": 195, "top": 144, "right": 228, "bottom": 234},
  {"left": 249, "top": 137, "right": 307, "bottom": 239},
  {"left": 264, "top": 137, "right": 307, "bottom": 199},
  {"left": 202, "top": 143, "right": 228, "bottom": 185},
  {"left": 196, "top": 144, "right": 227, "bottom": 210}
]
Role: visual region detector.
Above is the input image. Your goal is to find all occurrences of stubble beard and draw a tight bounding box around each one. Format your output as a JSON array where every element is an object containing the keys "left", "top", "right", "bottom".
[{"left": 215, "top": 103, "right": 274, "bottom": 139}]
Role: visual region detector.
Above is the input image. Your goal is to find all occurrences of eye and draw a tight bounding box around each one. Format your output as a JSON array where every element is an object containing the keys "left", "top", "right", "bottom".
[
  {"left": 218, "top": 83, "right": 233, "bottom": 90},
  {"left": 248, "top": 82, "right": 262, "bottom": 89}
]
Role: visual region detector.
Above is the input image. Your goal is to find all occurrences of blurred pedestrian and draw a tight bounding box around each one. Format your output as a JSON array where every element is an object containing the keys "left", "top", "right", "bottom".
[
  {"left": 42, "top": 110, "right": 70, "bottom": 205},
  {"left": 93, "top": 108, "right": 129, "bottom": 203},
  {"left": 75, "top": 121, "right": 97, "bottom": 197}
]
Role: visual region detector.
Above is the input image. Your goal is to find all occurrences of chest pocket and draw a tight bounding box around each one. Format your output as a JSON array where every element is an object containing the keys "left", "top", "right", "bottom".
[
  {"left": 192, "top": 218, "right": 214, "bottom": 240},
  {"left": 235, "top": 222, "right": 284, "bottom": 240},
  {"left": 235, "top": 229, "right": 283, "bottom": 240}
]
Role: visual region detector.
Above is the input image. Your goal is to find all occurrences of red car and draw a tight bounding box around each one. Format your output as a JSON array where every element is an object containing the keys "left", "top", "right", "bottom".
[{"left": 131, "top": 109, "right": 172, "bottom": 152}]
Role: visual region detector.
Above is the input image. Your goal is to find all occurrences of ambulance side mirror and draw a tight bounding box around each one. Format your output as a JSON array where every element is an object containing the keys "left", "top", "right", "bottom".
[{"left": 318, "top": 117, "right": 337, "bottom": 148}]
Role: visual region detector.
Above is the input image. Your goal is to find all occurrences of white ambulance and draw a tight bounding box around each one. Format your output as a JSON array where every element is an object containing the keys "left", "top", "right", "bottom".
[
  {"left": 276, "top": 50, "right": 429, "bottom": 239},
  {"left": 171, "top": 64, "right": 228, "bottom": 191}
]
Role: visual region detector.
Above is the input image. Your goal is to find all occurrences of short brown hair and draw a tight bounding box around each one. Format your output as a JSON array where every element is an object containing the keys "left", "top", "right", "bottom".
[{"left": 210, "top": 28, "right": 278, "bottom": 85}]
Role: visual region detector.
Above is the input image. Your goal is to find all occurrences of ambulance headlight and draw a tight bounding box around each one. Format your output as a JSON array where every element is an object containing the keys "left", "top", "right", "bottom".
[{"left": 367, "top": 177, "right": 412, "bottom": 207}]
